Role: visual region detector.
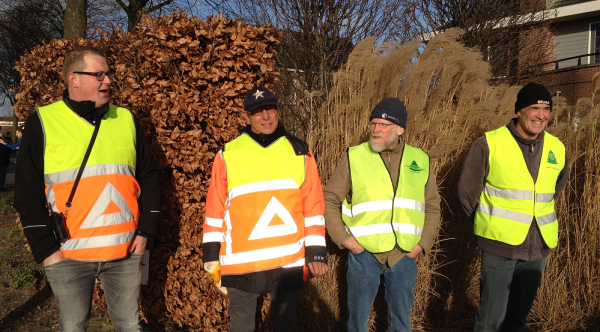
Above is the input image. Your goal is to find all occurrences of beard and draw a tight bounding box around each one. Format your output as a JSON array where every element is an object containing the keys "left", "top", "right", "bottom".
[{"left": 369, "top": 132, "right": 399, "bottom": 152}]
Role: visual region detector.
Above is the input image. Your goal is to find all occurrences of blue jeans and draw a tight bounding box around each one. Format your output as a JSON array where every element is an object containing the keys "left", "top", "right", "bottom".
[
  {"left": 347, "top": 251, "right": 417, "bottom": 332},
  {"left": 474, "top": 251, "right": 546, "bottom": 332},
  {"left": 44, "top": 253, "right": 144, "bottom": 332},
  {"left": 227, "top": 287, "right": 299, "bottom": 332}
]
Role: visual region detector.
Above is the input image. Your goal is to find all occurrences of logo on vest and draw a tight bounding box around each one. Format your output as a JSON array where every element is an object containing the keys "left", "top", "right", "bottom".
[
  {"left": 80, "top": 182, "right": 135, "bottom": 229},
  {"left": 248, "top": 196, "right": 298, "bottom": 240},
  {"left": 547, "top": 150, "right": 558, "bottom": 165},
  {"left": 406, "top": 160, "right": 424, "bottom": 173}
]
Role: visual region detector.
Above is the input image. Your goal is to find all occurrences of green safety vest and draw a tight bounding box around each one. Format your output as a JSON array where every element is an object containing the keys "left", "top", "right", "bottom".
[
  {"left": 474, "top": 126, "right": 565, "bottom": 248},
  {"left": 342, "top": 142, "right": 429, "bottom": 253}
]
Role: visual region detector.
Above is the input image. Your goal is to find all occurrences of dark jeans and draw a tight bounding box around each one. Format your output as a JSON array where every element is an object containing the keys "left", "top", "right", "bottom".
[
  {"left": 228, "top": 287, "right": 299, "bottom": 332},
  {"left": 0, "top": 165, "right": 6, "bottom": 189},
  {"left": 346, "top": 250, "right": 417, "bottom": 332},
  {"left": 474, "top": 251, "right": 546, "bottom": 332},
  {"left": 44, "top": 253, "right": 144, "bottom": 332}
]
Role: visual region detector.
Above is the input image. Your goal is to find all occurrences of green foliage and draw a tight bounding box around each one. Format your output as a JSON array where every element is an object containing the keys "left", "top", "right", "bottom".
[
  {"left": 9, "top": 267, "right": 37, "bottom": 289},
  {"left": 0, "top": 194, "right": 16, "bottom": 214},
  {"left": 102, "top": 319, "right": 113, "bottom": 327}
]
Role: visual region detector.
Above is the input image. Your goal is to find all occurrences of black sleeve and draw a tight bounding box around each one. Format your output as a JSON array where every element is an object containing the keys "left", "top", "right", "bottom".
[
  {"left": 14, "top": 112, "right": 61, "bottom": 264},
  {"left": 132, "top": 116, "right": 161, "bottom": 246},
  {"left": 305, "top": 246, "right": 327, "bottom": 264},
  {"left": 202, "top": 243, "right": 220, "bottom": 262},
  {"left": 457, "top": 137, "right": 490, "bottom": 218}
]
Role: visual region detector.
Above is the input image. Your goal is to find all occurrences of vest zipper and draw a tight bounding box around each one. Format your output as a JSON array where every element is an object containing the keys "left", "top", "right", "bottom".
[{"left": 379, "top": 145, "right": 404, "bottom": 250}]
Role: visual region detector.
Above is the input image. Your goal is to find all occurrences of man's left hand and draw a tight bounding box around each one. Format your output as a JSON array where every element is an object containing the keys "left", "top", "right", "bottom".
[
  {"left": 406, "top": 244, "right": 423, "bottom": 259},
  {"left": 307, "top": 262, "right": 329, "bottom": 278},
  {"left": 129, "top": 235, "right": 147, "bottom": 253}
]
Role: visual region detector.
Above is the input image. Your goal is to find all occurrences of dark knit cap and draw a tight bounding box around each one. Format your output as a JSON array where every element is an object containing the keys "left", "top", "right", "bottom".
[
  {"left": 370, "top": 98, "right": 408, "bottom": 129},
  {"left": 515, "top": 82, "right": 552, "bottom": 114},
  {"left": 244, "top": 87, "right": 278, "bottom": 112}
]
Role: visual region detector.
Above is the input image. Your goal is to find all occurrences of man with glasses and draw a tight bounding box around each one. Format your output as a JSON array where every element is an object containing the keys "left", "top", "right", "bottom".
[
  {"left": 202, "top": 87, "right": 328, "bottom": 332},
  {"left": 324, "top": 98, "right": 441, "bottom": 332},
  {"left": 15, "top": 46, "right": 160, "bottom": 331}
]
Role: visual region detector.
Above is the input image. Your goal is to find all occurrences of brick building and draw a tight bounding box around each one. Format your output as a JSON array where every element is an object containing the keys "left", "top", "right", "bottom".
[{"left": 520, "top": 0, "right": 600, "bottom": 104}]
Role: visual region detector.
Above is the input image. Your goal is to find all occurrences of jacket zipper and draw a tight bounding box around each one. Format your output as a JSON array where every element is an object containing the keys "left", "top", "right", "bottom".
[{"left": 379, "top": 145, "right": 403, "bottom": 250}]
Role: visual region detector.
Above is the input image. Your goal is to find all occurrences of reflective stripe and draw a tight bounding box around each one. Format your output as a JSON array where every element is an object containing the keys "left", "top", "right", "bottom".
[
  {"left": 79, "top": 182, "right": 134, "bottom": 229},
  {"left": 352, "top": 200, "right": 392, "bottom": 216},
  {"left": 220, "top": 238, "right": 304, "bottom": 266},
  {"left": 477, "top": 203, "right": 532, "bottom": 224},
  {"left": 305, "top": 235, "right": 326, "bottom": 246},
  {"left": 61, "top": 230, "right": 136, "bottom": 250},
  {"left": 205, "top": 217, "right": 224, "bottom": 228},
  {"left": 228, "top": 179, "right": 299, "bottom": 201},
  {"left": 45, "top": 164, "right": 135, "bottom": 185},
  {"left": 536, "top": 193, "right": 554, "bottom": 203},
  {"left": 537, "top": 212, "right": 557, "bottom": 226},
  {"left": 392, "top": 223, "right": 423, "bottom": 236},
  {"left": 305, "top": 216, "right": 325, "bottom": 227},
  {"left": 342, "top": 205, "right": 352, "bottom": 217},
  {"left": 283, "top": 258, "right": 305, "bottom": 268},
  {"left": 393, "top": 197, "right": 425, "bottom": 212},
  {"left": 349, "top": 223, "right": 394, "bottom": 237},
  {"left": 47, "top": 184, "right": 57, "bottom": 212},
  {"left": 484, "top": 186, "right": 533, "bottom": 200},
  {"left": 203, "top": 232, "right": 224, "bottom": 243}
]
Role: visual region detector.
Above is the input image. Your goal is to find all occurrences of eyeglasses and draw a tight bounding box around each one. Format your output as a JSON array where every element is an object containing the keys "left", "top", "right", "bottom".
[
  {"left": 370, "top": 122, "right": 395, "bottom": 129},
  {"left": 72, "top": 71, "right": 113, "bottom": 81}
]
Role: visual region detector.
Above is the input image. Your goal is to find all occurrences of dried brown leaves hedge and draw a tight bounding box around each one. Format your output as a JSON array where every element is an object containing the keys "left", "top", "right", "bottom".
[{"left": 13, "top": 12, "right": 280, "bottom": 330}]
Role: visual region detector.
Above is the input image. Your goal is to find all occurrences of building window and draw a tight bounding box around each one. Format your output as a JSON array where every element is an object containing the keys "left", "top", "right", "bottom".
[{"left": 593, "top": 23, "right": 600, "bottom": 64}]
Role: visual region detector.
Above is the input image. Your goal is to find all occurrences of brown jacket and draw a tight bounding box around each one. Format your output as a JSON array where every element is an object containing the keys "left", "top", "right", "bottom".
[
  {"left": 457, "top": 119, "right": 570, "bottom": 261},
  {"left": 324, "top": 136, "right": 441, "bottom": 268}
]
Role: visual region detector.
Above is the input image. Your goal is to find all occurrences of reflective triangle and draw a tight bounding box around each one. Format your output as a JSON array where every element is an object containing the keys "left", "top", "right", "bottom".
[
  {"left": 248, "top": 196, "right": 298, "bottom": 240},
  {"left": 80, "top": 182, "right": 135, "bottom": 229}
]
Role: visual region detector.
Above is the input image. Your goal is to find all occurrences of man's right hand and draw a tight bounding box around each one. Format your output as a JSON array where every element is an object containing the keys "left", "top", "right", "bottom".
[
  {"left": 342, "top": 236, "right": 364, "bottom": 254},
  {"left": 43, "top": 250, "right": 64, "bottom": 266}
]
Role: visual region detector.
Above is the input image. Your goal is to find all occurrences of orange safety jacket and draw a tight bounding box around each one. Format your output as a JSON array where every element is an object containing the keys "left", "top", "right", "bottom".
[
  {"left": 203, "top": 133, "right": 326, "bottom": 276},
  {"left": 39, "top": 100, "right": 140, "bottom": 261}
]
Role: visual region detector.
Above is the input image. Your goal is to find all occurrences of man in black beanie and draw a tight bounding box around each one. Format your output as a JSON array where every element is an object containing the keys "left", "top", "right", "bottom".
[
  {"left": 202, "top": 87, "right": 328, "bottom": 332},
  {"left": 458, "top": 82, "right": 570, "bottom": 331},
  {"left": 324, "top": 97, "right": 441, "bottom": 331}
]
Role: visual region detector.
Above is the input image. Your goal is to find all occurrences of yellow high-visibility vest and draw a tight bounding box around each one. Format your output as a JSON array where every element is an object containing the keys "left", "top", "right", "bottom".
[
  {"left": 474, "top": 126, "right": 565, "bottom": 248},
  {"left": 39, "top": 100, "right": 139, "bottom": 261},
  {"left": 342, "top": 142, "right": 429, "bottom": 253}
]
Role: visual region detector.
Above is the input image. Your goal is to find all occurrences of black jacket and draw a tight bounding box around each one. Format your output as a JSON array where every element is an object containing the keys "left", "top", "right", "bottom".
[{"left": 15, "top": 92, "right": 161, "bottom": 263}]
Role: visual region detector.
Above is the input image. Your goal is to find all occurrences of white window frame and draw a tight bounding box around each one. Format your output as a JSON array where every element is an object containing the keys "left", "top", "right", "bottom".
[{"left": 589, "top": 22, "right": 600, "bottom": 65}]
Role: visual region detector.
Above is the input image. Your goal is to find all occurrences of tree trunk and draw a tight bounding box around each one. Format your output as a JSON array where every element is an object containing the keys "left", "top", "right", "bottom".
[{"left": 63, "top": 0, "right": 87, "bottom": 39}]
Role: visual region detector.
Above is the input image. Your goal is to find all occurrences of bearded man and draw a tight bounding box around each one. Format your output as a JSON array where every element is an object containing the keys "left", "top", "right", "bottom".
[{"left": 323, "top": 97, "right": 441, "bottom": 332}]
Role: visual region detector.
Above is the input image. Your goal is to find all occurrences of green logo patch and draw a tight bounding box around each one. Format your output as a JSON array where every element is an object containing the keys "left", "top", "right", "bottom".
[
  {"left": 407, "top": 160, "right": 424, "bottom": 172},
  {"left": 547, "top": 150, "right": 558, "bottom": 165}
]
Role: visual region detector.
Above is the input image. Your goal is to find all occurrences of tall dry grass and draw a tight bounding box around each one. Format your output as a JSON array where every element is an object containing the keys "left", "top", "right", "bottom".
[{"left": 294, "top": 28, "right": 600, "bottom": 331}]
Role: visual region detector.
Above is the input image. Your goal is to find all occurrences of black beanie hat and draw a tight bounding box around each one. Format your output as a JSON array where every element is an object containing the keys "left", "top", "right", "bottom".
[
  {"left": 370, "top": 98, "right": 408, "bottom": 129},
  {"left": 515, "top": 82, "right": 552, "bottom": 114},
  {"left": 244, "top": 87, "right": 278, "bottom": 112}
]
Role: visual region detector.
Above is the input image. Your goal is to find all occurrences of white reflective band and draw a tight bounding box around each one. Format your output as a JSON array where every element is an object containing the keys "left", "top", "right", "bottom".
[
  {"left": 342, "top": 205, "right": 352, "bottom": 217},
  {"left": 349, "top": 223, "right": 394, "bottom": 237},
  {"left": 61, "top": 230, "right": 136, "bottom": 250},
  {"left": 220, "top": 239, "right": 304, "bottom": 266},
  {"left": 205, "top": 217, "right": 224, "bottom": 228},
  {"left": 477, "top": 203, "right": 532, "bottom": 224},
  {"left": 228, "top": 179, "right": 299, "bottom": 201},
  {"left": 537, "top": 212, "right": 557, "bottom": 226},
  {"left": 203, "top": 232, "right": 225, "bottom": 243},
  {"left": 392, "top": 223, "right": 423, "bottom": 236},
  {"left": 283, "top": 258, "right": 305, "bottom": 268},
  {"left": 45, "top": 164, "right": 135, "bottom": 185},
  {"left": 305, "top": 216, "right": 325, "bottom": 227},
  {"left": 351, "top": 200, "right": 393, "bottom": 216},
  {"left": 305, "top": 235, "right": 326, "bottom": 246},
  {"left": 484, "top": 186, "right": 533, "bottom": 200},
  {"left": 536, "top": 193, "right": 555, "bottom": 203},
  {"left": 393, "top": 198, "right": 425, "bottom": 212}
]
